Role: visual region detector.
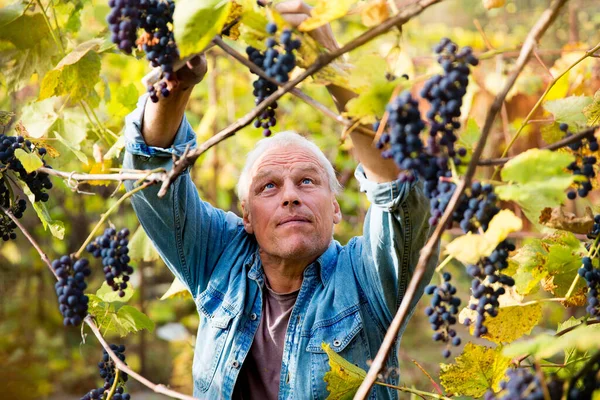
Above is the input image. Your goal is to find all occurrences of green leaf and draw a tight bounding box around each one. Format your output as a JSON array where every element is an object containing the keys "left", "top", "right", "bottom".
[
  {"left": 129, "top": 225, "right": 159, "bottom": 262},
  {"left": 19, "top": 98, "right": 59, "bottom": 138},
  {"left": 22, "top": 185, "right": 65, "bottom": 239},
  {"left": 540, "top": 237, "right": 587, "bottom": 303},
  {"left": 39, "top": 39, "right": 103, "bottom": 104},
  {"left": 583, "top": 89, "right": 600, "bottom": 126},
  {"left": 459, "top": 118, "right": 481, "bottom": 149},
  {"left": 14, "top": 149, "right": 43, "bottom": 173},
  {"left": 544, "top": 95, "right": 593, "bottom": 128},
  {"left": 440, "top": 343, "right": 511, "bottom": 398},
  {"left": 460, "top": 304, "right": 542, "bottom": 344},
  {"left": 496, "top": 149, "right": 575, "bottom": 219},
  {"left": 0, "top": 111, "right": 14, "bottom": 127},
  {"left": 95, "top": 281, "right": 134, "bottom": 303},
  {"left": 322, "top": 343, "right": 366, "bottom": 400},
  {"left": 0, "top": 2, "right": 26, "bottom": 28},
  {"left": 510, "top": 239, "right": 548, "bottom": 295},
  {"left": 541, "top": 122, "right": 564, "bottom": 145},
  {"left": 173, "top": 0, "right": 232, "bottom": 58},
  {"left": 0, "top": 13, "right": 49, "bottom": 49},
  {"left": 53, "top": 130, "right": 88, "bottom": 164},
  {"left": 160, "top": 278, "right": 192, "bottom": 300},
  {"left": 88, "top": 295, "right": 154, "bottom": 337},
  {"left": 298, "top": 0, "right": 358, "bottom": 32}
]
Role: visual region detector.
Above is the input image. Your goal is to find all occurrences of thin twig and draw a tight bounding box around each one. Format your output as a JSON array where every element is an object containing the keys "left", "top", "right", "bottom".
[
  {"left": 157, "top": 0, "right": 444, "bottom": 198},
  {"left": 37, "top": 167, "right": 167, "bottom": 183},
  {"left": 411, "top": 359, "right": 444, "bottom": 396},
  {"left": 354, "top": 1, "right": 568, "bottom": 398},
  {"left": 374, "top": 381, "right": 452, "bottom": 399},
  {"left": 477, "top": 125, "right": 598, "bottom": 166}
]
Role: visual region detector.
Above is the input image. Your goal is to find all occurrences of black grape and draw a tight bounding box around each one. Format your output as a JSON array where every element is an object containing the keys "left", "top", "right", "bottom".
[
  {"left": 106, "top": 0, "right": 141, "bottom": 54},
  {"left": 52, "top": 255, "right": 91, "bottom": 327},
  {"left": 86, "top": 227, "right": 132, "bottom": 297},
  {"left": 424, "top": 272, "right": 462, "bottom": 358},
  {"left": 81, "top": 344, "right": 131, "bottom": 400},
  {"left": 484, "top": 368, "right": 563, "bottom": 400},
  {"left": 579, "top": 256, "right": 600, "bottom": 318},
  {"left": 0, "top": 194, "right": 26, "bottom": 241},
  {"left": 465, "top": 240, "right": 515, "bottom": 337},
  {"left": 562, "top": 123, "right": 598, "bottom": 200},
  {"left": 246, "top": 23, "right": 300, "bottom": 136}
]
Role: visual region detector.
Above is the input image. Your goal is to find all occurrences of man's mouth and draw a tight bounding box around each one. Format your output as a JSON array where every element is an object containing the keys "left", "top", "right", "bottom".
[{"left": 278, "top": 216, "right": 311, "bottom": 226}]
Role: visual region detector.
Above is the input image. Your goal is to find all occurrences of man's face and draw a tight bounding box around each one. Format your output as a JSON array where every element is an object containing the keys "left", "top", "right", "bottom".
[{"left": 242, "top": 145, "right": 342, "bottom": 263}]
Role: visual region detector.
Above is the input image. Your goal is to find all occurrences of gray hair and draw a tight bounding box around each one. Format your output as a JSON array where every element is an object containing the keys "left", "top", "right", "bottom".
[{"left": 236, "top": 131, "right": 343, "bottom": 202}]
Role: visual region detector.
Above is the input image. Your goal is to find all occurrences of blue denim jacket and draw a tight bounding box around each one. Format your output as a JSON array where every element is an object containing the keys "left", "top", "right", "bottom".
[{"left": 123, "top": 94, "right": 438, "bottom": 399}]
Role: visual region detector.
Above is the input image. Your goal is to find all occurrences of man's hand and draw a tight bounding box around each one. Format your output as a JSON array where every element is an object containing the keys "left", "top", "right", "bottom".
[
  {"left": 271, "top": 0, "right": 340, "bottom": 52},
  {"left": 175, "top": 54, "right": 208, "bottom": 91}
]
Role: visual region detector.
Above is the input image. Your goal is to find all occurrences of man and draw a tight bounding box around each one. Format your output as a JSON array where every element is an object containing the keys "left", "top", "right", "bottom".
[{"left": 123, "top": 1, "right": 438, "bottom": 398}]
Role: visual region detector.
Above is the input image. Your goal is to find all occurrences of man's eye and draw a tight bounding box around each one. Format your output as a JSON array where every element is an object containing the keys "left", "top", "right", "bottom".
[
  {"left": 264, "top": 183, "right": 275, "bottom": 189},
  {"left": 301, "top": 178, "right": 313, "bottom": 185}
]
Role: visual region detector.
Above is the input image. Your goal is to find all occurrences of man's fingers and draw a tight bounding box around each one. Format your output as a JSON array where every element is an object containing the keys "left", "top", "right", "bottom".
[
  {"left": 274, "top": 0, "right": 312, "bottom": 16},
  {"left": 279, "top": 13, "right": 309, "bottom": 28}
]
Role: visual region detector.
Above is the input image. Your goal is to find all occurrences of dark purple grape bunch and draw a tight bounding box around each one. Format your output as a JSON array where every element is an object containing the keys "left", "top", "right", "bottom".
[
  {"left": 246, "top": 22, "right": 300, "bottom": 136},
  {"left": 424, "top": 272, "right": 462, "bottom": 358},
  {"left": 377, "top": 91, "right": 427, "bottom": 183},
  {"left": 0, "top": 134, "right": 52, "bottom": 202},
  {"left": 578, "top": 256, "right": 600, "bottom": 318},
  {"left": 86, "top": 227, "right": 132, "bottom": 297},
  {"left": 81, "top": 344, "right": 131, "bottom": 400},
  {"left": 0, "top": 194, "right": 26, "bottom": 241},
  {"left": 464, "top": 240, "right": 515, "bottom": 337},
  {"left": 139, "top": 0, "right": 179, "bottom": 102},
  {"left": 452, "top": 182, "right": 500, "bottom": 232},
  {"left": 53, "top": 256, "right": 91, "bottom": 327},
  {"left": 107, "top": 0, "right": 142, "bottom": 54},
  {"left": 561, "top": 123, "right": 598, "bottom": 200},
  {"left": 420, "top": 38, "right": 477, "bottom": 170},
  {"left": 484, "top": 368, "right": 563, "bottom": 400}
]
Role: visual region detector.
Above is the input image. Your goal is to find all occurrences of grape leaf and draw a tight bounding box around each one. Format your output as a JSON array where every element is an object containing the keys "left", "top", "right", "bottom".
[
  {"left": 322, "top": 343, "right": 366, "bottom": 400},
  {"left": 298, "top": 0, "right": 358, "bottom": 32},
  {"left": 19, "top": 98, "right": 59, "bottom": 139},
  {"left": 496, "top": 149, "right": 575, "bottom": 219},
  {"left": 543, "top": 95, "right": 593, "bottom": 128},
  {"left": 540, "top": 122, "right": 564, "bottom": 144},
  {"left": 160, "top": 278, "right": 192, "bottom": 301},
  {"left": 0, "top": 2, "right": 25, "bottom": 28},
  {"left": 360, "top": 1, "right": 389, "bottom": 27},
  {"left": 96, "top": 281, "right": 134, "bottom": 303},
  {"left": 88, "top": 294, "right": 154, "bottom": 337},
  {"left": 129, "top": 225, "right": 160, "bottom": 262},
  {"left": 22, "top": 186, "right": 65, "bottom": 239},
  {"left": 583, "top": 89, "right": 600, "bottom": 126},
  {"left": 14, "top": 149, "right": 43, "bottom": 173},
  {"left": 460, "top": 303, "right": 542, "bottom": 344},
  {"left": 510, "top": 239, "right": 548, "bottom": 295},
  {"left": 440, "top": 343, "right": 510, "bottom": 397},
  {"left": 445, "top": 210, "right": 522, "bottom": 264},
  {"left": 540, "top": 239, "right": 587, "bottom": 305},
  {"left": 173, "top": 0, "right": 232, "bottom": 58}
]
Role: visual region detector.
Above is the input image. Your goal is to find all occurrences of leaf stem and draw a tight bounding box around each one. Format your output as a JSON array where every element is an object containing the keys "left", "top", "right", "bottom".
[
  {"left": 374, "top": 381, "right": 452, "bottom": 399},
  {"left": 35, "top": 0, "right": 64, "bottom": 55},
  {"left": 79, "top": 101, "right": 110, "bottom": 145},
  {"left": 74, "top": 181, "right": 154, "bottom": 258},
  {"left": 106, "top": 368, "right": 120, "bottom": 400},
  {"left": 490, "top": 40, "right": 600, "bottom": 180}
]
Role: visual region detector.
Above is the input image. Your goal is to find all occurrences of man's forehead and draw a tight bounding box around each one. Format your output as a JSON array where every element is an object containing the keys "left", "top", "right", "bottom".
[{"left": 251, "top": 147, "right": 326, "bottom": 177}]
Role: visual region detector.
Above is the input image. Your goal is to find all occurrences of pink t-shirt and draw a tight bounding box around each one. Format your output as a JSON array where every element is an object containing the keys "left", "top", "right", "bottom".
[{"left": 233, "top": 282, "right": 299, "bottom": 400}]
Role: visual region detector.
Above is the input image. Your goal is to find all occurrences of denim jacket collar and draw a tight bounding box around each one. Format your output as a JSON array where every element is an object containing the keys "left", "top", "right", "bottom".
[{"left": 246, "top": 240, "right": 338, "bottom": 287}]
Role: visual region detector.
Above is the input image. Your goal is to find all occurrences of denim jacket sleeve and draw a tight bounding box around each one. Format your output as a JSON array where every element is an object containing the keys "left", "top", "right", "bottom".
[
  {"left": 353, "top": 165, "right": 439, "bottom": 331},
  {"left": 122, "top": 94, "right": 243, "bottom": 297}
]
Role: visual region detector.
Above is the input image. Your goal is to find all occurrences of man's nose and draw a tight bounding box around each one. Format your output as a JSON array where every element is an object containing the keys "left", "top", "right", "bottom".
[{"left": 281, "top": 182, "right": 301, "bottom": 207}]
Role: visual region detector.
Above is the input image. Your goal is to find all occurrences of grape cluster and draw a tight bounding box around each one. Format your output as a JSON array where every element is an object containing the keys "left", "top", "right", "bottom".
[
  {"left": 106, "top": 0, "right": 141, "bottom": 54},
  {"left": 568, "top": 356, "right": 600, "bottom": 399},
  {"left": 451, "top": 181, "right": 500, "bottom": 232},
  {"left": 464, "top": 240, "right": 516, "bottom": 337},
  {"left": 86, "top": 227, "right": 132, "bottom": 297},
  {"left": 561, "top": 123, "right": 598, "bottom": 199},
  {"left": 587, "top": 214, "right": 600, "bottom": 239},
  {"left": 0, "top": 134, "right": 52, "bottom": 202},
  {"left": 424, "top": 272, "right": 462, "bottom": 358},
  {"left": 53, "top": 256, "right": 91, "bottom": 327},
  {"left": 578, "top": 256, "right": 600, "bottom": 317},
  {"left": 0, "top": 195, "right": 26, "bottom": 241},
  {"left": 81, "top": 344, "right": 131, "bottom": 400},
  {"left": 107, "top": 0, "right": 179, "bottom": 102},
  {"left": 246, "top": 22, "right": 300, "bottom": 136},
  {"left": 484, "top": 368, "right": 563, "bottom": 400}
]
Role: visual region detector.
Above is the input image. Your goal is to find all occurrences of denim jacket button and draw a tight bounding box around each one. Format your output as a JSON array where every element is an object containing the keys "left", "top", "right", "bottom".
[
  {"left": 232, "top": 360, "right": 240, "bottom": 369},
  {"left": 250, "top": 313, "right": 257, "bottom": 321},
  {"left": 333, "top": 339, "right": 341, "bottom": 347}
]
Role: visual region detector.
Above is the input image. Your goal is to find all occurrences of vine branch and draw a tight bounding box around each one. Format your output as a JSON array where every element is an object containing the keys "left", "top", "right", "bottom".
[{"left": 354, "top": 0, "right": 569, "bottom": 397}]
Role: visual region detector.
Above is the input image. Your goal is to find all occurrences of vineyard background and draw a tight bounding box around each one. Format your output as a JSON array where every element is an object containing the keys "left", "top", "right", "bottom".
[{"left": 1, "top": 0, "right": 600, "bottom": 398}]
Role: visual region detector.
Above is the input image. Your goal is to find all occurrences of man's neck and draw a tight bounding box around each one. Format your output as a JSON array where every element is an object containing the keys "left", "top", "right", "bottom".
[{"left": 258, "top": 250, "right": 317, "bottom": 293}]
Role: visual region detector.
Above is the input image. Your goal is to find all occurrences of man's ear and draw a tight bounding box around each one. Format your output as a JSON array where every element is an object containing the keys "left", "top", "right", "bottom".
[
  {"left": 332, "top": 198, "right": 342, "bottom": 224},
  {"left": 241, "top": 200, "right": 254, "bottom": 234}
]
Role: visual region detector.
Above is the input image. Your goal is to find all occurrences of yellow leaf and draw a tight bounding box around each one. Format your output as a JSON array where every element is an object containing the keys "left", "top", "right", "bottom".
[
  {"left": 446, "top": 210, "right": 522, "bottom": 264},
  {"left": 298, "top": 0, "right": 357, "bottom": 32},
  {"left": 459, "top": 303, "right": 542, "bottom": 344},
  {"left": 322, "top": 343, "right": 366, "bottom": 400},
  {"left": 482, "top": 0, "right": 506, "bottom": 9},
  {"left": 160, "top": 278, "right": 192, "bottom": 300},
  {"left": 14, "top": 148, "right": 43, "bottom": 173},
  {"left": 86, "top": 160, "right": 113, "bottom": 186},
  {"left": 360, "top": 1, "right": 389, "bottom": 27},
  {"left": 440, "top": 343, "right": 511, "bottom": 397}
]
